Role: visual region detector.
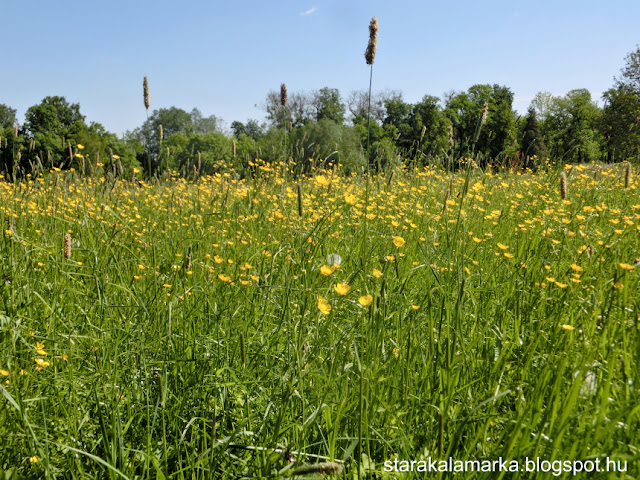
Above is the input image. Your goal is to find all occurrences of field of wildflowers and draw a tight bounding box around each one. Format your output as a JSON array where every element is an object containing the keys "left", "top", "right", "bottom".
[{"left": 0, "top": 160, "right": 638, "bottom": 478}]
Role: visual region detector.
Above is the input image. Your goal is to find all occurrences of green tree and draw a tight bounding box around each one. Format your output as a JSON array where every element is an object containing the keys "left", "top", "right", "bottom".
[
  {"left": 313, "top": 87, "right": 346, "bottom": 124},
  {"left": 75, "top": 122, "right": 139, "bottom": 176},
  {"left": 173, "top": 131, "right": 232, "bottom": 175},
  {"left": 520, "top": 107, "right": 548, "bottom": 168},
  {"left": 382, "top": 96, "right": 412, "bottom": 151},
  {"left": 264, "top": 90, "right": 313, "bottom": 129},
  {"left": 0, "top": 126, "right": 24, "bottom": 180},
  {"left": 600, "top": 45, "right": 640, "bottom": 161},
  {"left": 601, "top": 86, "right": 640, "bottom": 161},
  {"left": 410, "top": 95, "right": 450, "bottom": 161},
  {"left": 543, "top": 89, "right": 602, "bottom": 163},
  {"left": 444, "top": 84, "right": 517, "bottom": 165},
  {"left": 0, "top": 104, "right": 17, "bottom": 128},
  {"left": 24, "top": 96, "right": 85, "bottom": 138},
  {"left": 128, "top": 107, "right": 223, "bottom": 176},
  {"left": 233, "top": 133, "right": 258, "bottom": 169},
  {"left": 146, "top": 107, "right": 193, "bottom": 138},
  {"left": 288, "top": 119, "right": 365, "bottom": 174},
  {"left": 485, "top": 84, "right": 518, "bottom": 160},
  {"left": 231, "top": 119, "right": 264, "bottom": 140},
  {"left": 190, "top": 108, "right": 221, "bottom": 134},
  {"left": 231, "top": 121, "right": 246, "bottom": 138},
  {"left": 23, "top": 96, "right": 87, "bottom": 170},
  {"left": 530, "top": 91, "right": 555, "bottom": 124},
  {"left": 615, "top": 45, "right": 640, "bottom": 91}
]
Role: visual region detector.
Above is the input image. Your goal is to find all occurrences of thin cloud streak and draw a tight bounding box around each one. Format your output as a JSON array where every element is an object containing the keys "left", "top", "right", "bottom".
[{"left": 300, "top": 6, "right": 317, "bottom": 16}]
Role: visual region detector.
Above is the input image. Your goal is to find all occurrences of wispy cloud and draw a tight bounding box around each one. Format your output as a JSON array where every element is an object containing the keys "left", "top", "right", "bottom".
[{"left": 300, "top": 6, "right": 317, "bottom": 16}]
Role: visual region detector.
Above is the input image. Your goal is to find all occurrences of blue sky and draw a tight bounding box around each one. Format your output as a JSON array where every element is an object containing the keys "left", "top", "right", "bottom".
[{"left": 2, "top": 0, "right": 638, "bottom": 135}]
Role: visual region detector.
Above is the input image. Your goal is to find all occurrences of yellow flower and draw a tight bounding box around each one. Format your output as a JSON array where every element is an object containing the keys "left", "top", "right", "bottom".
[
  {"left": 0, "top": 369, "right": 9, "bottom": 377},
  {"left": 344, "top": 194, "right": 358, "bottom": 205},
  {"left": 411, "top": 305, "right": 420, "bottom": 310},
  {"left": 133, "top": 167, "right": 141, "bottom": 174},
  {"left": 30, "top": 456, "right": 40, "bottom": 463},
  {"left": 317, "top": 296, "right": 331, "bottom": 314},
  {"left": 497, "top": 243, "right": 509, "bottom": 250},
  {"left": 320, "top": 265, "right": 336, "bottom": 276},
  {"left": 76, "top": 144, "right": 85, "bottom": 150},
  {"left": 570, "top": 264, "right": 583, "bottom": 272},
  {"left": 618, "top": 263, "right": 635, "bottom": 271},
  {"left": 35, "top": 358, "right": 50, "bottom": 368},
  {"left": 315, "top": 175, "right": 331, "bottom": 186},
  {"left": 218, "top": 274, "right": 232, "bottom": 283},
  {"left": 392, "top": 236, "right": 406, "bottom": 247},
  {"left": 504, "top": 252, "right": 514, "bottom": 258},
  {"left": 359, "top": 295, "right": 373, "bottom": 306},
  {"left": 561, "top": 324, "right": 575, "bottom": 331},
  {"left": 214, "top": 255, "right": 224, "bottom": 264},
  {"left": 373, "top": 268, "right": 383, "bottom": 278},
  {"left": 334, "top": 282, "right": 351, "bottom": 295},
  {"left": 386, "top": 255, "right": 396, "bottom": 261},
  {"left": 112, "top": 154, "right": 120, "bottom": 160}
]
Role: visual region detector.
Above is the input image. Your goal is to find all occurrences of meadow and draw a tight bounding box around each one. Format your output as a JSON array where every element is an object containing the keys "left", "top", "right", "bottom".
[{"left": 0, "top": 160, "right": 638, "bottom": 479}]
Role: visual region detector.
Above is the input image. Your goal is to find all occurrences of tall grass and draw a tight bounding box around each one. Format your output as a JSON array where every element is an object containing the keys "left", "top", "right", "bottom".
[{"left": 0, "top": 160, "right": 638, "bottom": 478}]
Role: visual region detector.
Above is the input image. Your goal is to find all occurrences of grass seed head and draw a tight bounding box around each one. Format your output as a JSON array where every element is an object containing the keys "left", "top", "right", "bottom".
[
  {"left": 290, "top": 461, "right": 343, "bottom": 477},
  {"left": 159, "top": 124, "right": 163, "bottom": 142},
  {"left": 185, "top": 245, "right": 192, "bottom": 270},
  {"left": 280, "top": 83, "right": 288, "bottom": 107},
  {"left": 560, "top": 171, "right": 568, "bottom": 200},
  {"left": 143, "top": 76, "right": 150, "bottom": 110},
  {"left": 481, "top": 102, "right": 489, "bottom": 124},
  {"left": 64, "top": 233, "right": 71, "bottom": 259},
  {"left": 365, "top": 17, "right": 378, "bottom": 65},
  {"left": 624, "top": 161, "right": 631, "bottom": 188}
]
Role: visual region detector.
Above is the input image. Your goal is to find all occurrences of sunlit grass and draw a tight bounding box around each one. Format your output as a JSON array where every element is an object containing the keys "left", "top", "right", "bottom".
[{"left": 0, "top": 161, "right": 638, "bottom": 478}]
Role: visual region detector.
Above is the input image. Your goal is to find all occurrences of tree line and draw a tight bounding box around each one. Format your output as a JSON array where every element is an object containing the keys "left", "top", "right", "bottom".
[{"left": 2, "top": 46, "right": 640, "bottom": 180}]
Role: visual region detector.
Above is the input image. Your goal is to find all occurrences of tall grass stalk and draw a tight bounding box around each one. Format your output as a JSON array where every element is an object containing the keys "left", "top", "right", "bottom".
[
  {"left": 143, "top": 76, "right": 151, "bottom": 182},
  {"left": 364, "top": 17, "right": 378, "bottom": 176},
  {"left": 281, "top": 83, "right": 288, "bottom": 178}
]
